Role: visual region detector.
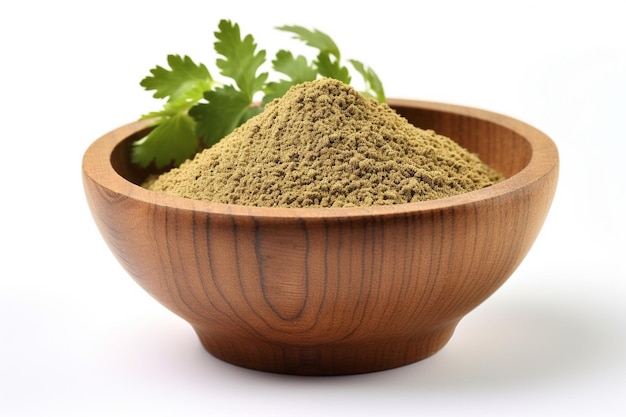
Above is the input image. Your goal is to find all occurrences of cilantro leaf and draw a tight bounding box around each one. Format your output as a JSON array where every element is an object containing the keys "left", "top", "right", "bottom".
[
  {"left": 189, "top": 19, "right": 272, "bottom": 148},
  {"left": 140, "top": 54, "right": 214, "bottom": 102},
  {"left": 133, "top": 55, "right": 214, "bottom": 168},
  {"left": 272, "top": 50, "right": 318, "bottom": 82},
  {"left": 276, "top": 26, "right": 341, "bottom": 59},
  {"left": 214, "top": 20, "right": 268, "bottom": 100},
  {"left": 316, "top": 52, "right": 351, "bottom": 84},
  {"left": 349, "top": 59, "right": 386, "bottom": 103},
  {"left": 131, "top": 113, "right": 198, "bottom": 168},
  {"left": 140, "top": 96, "right": 196, "bottom": 119},
  {"left": 189, "top": 85, "right": 252, "bottom": 148},
  {"left": 263, "top": 50, "right": 317, "bottom": 103},
  {"left": 276, "top": 25, "right": 351, "bottom": 84}
]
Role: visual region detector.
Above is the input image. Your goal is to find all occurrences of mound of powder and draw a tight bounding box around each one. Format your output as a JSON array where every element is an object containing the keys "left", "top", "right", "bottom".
[{"left": 144, "top": 78, "right": 504, "bottom": 207}]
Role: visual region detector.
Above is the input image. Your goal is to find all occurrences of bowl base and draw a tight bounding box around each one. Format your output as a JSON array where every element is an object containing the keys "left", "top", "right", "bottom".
[{"left": 194, "top": 324, "right": 457, "bottom": 376}]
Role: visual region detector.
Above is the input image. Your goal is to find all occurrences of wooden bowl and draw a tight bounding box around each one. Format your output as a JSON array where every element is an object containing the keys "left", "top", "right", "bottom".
[{"left": 82, "top": 99, "right": 559, "bottom": 375}]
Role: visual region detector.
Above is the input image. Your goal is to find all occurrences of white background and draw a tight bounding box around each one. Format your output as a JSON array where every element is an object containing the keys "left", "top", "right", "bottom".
[{"left": 1, "top": 1, "right": 625, "bottom": 416}]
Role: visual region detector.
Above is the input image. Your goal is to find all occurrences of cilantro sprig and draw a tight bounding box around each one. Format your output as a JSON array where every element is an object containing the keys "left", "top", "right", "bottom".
[{"left": 133, "top": 19, "right": 385, "bottom": 169}]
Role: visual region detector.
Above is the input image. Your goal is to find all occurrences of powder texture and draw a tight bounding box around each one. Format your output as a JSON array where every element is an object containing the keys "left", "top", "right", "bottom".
[{"left": 145, "top": 78, "right": 504, "bottom": 208}]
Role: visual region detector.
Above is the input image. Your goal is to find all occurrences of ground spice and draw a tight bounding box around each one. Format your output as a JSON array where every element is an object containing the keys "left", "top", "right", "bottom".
[{"left": 145, "top": 78, "right": 504, "bottom": 207}]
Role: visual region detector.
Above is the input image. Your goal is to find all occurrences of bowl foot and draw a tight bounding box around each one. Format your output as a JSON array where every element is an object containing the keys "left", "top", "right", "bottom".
[{"left": 193, "top": 324, "right": 457, "bottom": 376}]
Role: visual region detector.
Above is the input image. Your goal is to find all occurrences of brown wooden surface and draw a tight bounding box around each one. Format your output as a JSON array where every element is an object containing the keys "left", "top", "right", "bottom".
[{"left": 82, "top": 99, "right": 559, "bottom": 375}]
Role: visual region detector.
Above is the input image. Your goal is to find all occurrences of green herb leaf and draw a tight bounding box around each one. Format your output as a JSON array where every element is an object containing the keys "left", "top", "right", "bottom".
[
  {"left": 133, "top": 55, "right": 214, "bottom": 168},
  {"left": 214, "top": 19, "right": 268, "bottom": 100},
  {"left": 140, "top": 54, "right": 214, "bottom": 102},
  {"left": 131, "top": 113, "right": 198, "bottom": 168},
  {"left": 276, "top": 26, "right": 341, "bottom": 59},
  {"left": 189, "top": 85, "right": 253, "bottom": 148},
  {"left": 189, "top": 19, "right": 271, "bottom": 148},
  {"left": 276, "top": 25, "right": 351, "bottom": 84},
  {"left": 349, "top": 59, "right": 386, "bottom": 103},
  {"left": 264, "top": 50, "right": 317, "bottom": 103},
  {"left": 315, "top": 52, "right": 351, "bottom": 84},
  {"left": 271, "top": 50, "right": 318, "bottom": 84}
]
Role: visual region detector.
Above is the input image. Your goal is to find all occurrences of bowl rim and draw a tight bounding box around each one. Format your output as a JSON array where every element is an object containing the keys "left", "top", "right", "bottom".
[{"left": 82, "top": 98, "right": 558, "bottom": 220}]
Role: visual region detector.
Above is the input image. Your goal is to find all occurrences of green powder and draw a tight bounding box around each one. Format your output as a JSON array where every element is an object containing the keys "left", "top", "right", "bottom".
[{"left": 144, "top": 78, "right": 504, "bottom": 208}]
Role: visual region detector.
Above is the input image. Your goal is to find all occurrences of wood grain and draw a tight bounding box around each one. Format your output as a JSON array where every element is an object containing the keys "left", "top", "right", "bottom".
[{"left": 82, "top": 99, "right": 559, "bottom": 375}]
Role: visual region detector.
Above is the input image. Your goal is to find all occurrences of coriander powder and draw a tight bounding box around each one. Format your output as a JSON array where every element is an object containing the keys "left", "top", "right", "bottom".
[{"left": 145, "top": 78, "right": 504, "bottom": 207}]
